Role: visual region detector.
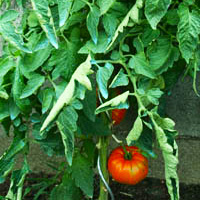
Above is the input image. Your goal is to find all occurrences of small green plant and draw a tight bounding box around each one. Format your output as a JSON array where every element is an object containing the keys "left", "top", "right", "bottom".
[{"left": 0, "top": 0, "right": 200, "bottom": 200}]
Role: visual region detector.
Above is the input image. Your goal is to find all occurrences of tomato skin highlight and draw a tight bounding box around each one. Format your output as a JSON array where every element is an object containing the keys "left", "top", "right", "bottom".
[{"left": 108, "top": 146, "right": 148, "bottom": 185}]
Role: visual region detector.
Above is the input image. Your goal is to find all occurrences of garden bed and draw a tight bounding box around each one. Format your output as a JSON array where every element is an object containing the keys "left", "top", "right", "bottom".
[{"left": 0, "top": 173, "right": 200, "bottom": 200}]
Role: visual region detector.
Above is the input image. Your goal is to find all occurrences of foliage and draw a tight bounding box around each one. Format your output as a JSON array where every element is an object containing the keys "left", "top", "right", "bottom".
[{"left": 0, "top": 0, "right": 200, "bottom": 200}]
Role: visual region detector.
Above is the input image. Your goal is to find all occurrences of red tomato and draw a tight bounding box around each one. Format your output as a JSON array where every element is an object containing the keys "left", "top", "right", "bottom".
[
  {"left": 111, "top": 108, "right": 126, "bottom": 125},
  {"left": 108, "top": 146, "right": 148, "bottom": 185}
]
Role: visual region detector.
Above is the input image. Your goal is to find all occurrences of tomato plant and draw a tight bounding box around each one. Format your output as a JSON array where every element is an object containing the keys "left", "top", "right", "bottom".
[
  {"left": 0, "top": 0, "right": 200, "bottom": 200},
  {"left": 108, "top": 146, "right": 148, "bottom": 185}
]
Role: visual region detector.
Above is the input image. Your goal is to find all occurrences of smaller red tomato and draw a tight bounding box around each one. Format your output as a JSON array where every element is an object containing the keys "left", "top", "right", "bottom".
[
  {"left": 108, "top": 146, "right": 148, "bottom": 185},
  {"left": 111, "top": 108, "right": 126, "bottom": 125}
]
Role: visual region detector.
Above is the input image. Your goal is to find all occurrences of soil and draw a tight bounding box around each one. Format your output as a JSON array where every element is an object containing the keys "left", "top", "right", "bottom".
[{"left": 0, "top": 173, "right": 200, "bottom": 200}]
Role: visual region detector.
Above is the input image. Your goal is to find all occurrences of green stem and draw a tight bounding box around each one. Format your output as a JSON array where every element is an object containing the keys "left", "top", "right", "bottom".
[{"left": 98, "top": 136, "right": 109, "bottom": 200}]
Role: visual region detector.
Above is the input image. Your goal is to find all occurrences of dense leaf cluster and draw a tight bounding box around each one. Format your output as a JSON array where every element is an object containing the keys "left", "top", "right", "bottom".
[{"left": 0, "top": 0, "right": 200, "bottom": 199}]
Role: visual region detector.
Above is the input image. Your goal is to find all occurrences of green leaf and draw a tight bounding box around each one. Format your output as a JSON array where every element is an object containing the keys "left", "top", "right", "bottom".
[
  {"left": 0, "top": 100, "right": 9, "bottom": 121},
  {"left": 103, "top": 13, "right": 117, "bottom": 39},
  {"left": 57, "top": 106, "right": 78, "bottom": 166},
  {"left": 147, "top": 36, "right": 179, "bottom": 75},
  {"left": 141, "top": 26, "right": 160, "bottom": 47},
  {"left": 97, "top": 0, "right": 115, "bottom": 15},
  {"left": 20, "top": 73, "right": 45, "bottom": 99},
  {"left": 177, "top": 3, "right": 200, "bottom": 63},
  {"left": 27, "top": 11, "right": 39, "bottom": 27},
  {"left": 109, "top": 68, "right": 129, "bottom": 88},
  {"left": 21, "top": 45, "right": 52, "bottom": 75},
  {"left": 9, "top": 98, "right": 20, "bottom": 120},
  {"left": 0, "top": 10, "right": 19, "bottom": 23},
  {"left": 31, "top": 0, "right": 58, "bottom": 48},
  {"left": 12, "top": 66, "right": 31, "bottom": 113},
  {"left": 0, "top": 88, "right": 9, "bottom": 100},
  {"left": 166, "top": 9, "right": 179, "bottom": 26},
  {"left": 40, "top": 55, "right": 92, "bottom": 132},
  {"left": 133, "top": 36, "right": 144, "bottom": 53},
  {"left": 96, "top": 63, "right": 114, "bottom": 99},
  {"left": 107, "top": 0, "right": 143, "bottom": 50},
  {"left": 41, "top": 88, "right": 54, "bottom": 114},
  {"left": 152, "top": 116, "right": 179, "bottom": 200},
  {"left": 57, "top": 0, "right": 73, "bottom": 27},
  {"left": 49, "top": 41, "right": 81, "bottom": 80},
  {"left": 87, "top": 5, "right": 100, "bottom": 44},
  {"left": 78, "top": 32, "right": 109, "bottom": 54},
  {"left": 6, "top": 159, "right": 29, "bottom": 200},
  {"left": 128, "top": 52, "right": 156, "bottom": 78},
  {"left": 0, "top": 58, "right": 14, "bottom": 79},
  {"left": 50, "top": 175, "right": 82, "bottom": 200},
  {"left": 72, "top": 153, "right": 93, "bottom": 197},
  {"left": 146, "top": 88, "right": 163, "bottom": 105},
  {"left": 95, "top": 91, "right": 129, "bottom": 114},
  {"left": 82, "top": 84, "right": 96, "bottom": 122},
  {"left": 62, "top": 12, "right": 86, "bottom": 30},
  {"left": 0, "top": 22, "right": 31, "bottom": 53},
  {"left": 78, "top": 113, "right": 111, "bottom": 136},
  {"left": 145, "top": 0, "right": 171, "bottom": 29},
  {"left": 0, "top": 135, "right": 26, "bottom": 183},
  {"left": 126, "top": 116, "right": 143, "bottom": 145},
  {"left": 71, "top": 0, "right": 86, "bottom": 13}
]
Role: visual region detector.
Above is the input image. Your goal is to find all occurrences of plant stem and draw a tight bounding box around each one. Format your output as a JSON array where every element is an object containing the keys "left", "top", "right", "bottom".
[{"left": 98, "top": 136, "right": 109, "bottom": 200}]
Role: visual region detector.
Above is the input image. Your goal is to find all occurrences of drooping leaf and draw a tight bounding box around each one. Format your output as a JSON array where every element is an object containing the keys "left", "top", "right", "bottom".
[
  {"left": 109, "top": 68, "right": 129, "bottom": 88},
  {"left": 145, "top": 0, "right": 171, "bottom": 29},
  {"left": 107, "top": 0, "right": 143, "bottom": 50},
  {"left": 57, "top": 106, "right": 78, "bottom": 165},
  {"left": 57, "top": 0, "right": 73, "bottom": 27},
  {"left": 96, "top": 63, "right": 114, "bottom": 99},
  {"left": 40, "top": 55, "right": 92, "bottom": 132},
  {"left": 97, "top": 0, "right": 115, "bottom": 15},
  {"left": 0, "top": 10, "right": 19, "bottom": 23},
  {"left": 20, "top": 73, "right": 45, "bottom": 99},
  {"left": 152, "top": 114, "right": 179, "bottom": 200},
  {"left": 0, "top": 22, "right": 31, "bottom": 53},
  {"left": 177, "top": 3, "right": 200, "bottom": 63},
  {"left": 72, "top": 153, "right": 93, "bottom": 197},
  {"left": 31, "top": 0, "right": 58, "bottom": 48},
  {"left": 126, "top": 116, "right": 143, "bottom": 145},
  {"left": 87, "top": 5, "right": 100, "bottom": 44},
  {"left": 128, "top": 52, "right": 156, "bottom": 79},
  {"left": 95, "top": 91, "right": 129, "bottom": 114}
]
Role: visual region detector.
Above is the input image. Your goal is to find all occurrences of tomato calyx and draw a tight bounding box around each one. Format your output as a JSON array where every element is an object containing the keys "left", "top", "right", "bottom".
[
  {"left": 124, "top": 152, "right": 132, "bottom": 160},
  {"left": 121, "top": 145, "right": 132, "bottom": 160}
]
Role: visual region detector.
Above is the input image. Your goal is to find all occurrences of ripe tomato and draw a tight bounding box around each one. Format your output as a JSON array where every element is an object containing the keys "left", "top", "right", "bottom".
[
  {"left": 111, "top": 108, "right": 126, "bottom": 125},
  {"left": 108, "top": 146, "right": 148, "bottom": 185}
]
